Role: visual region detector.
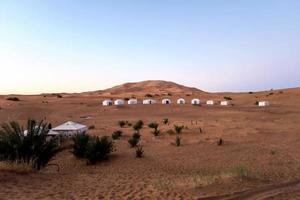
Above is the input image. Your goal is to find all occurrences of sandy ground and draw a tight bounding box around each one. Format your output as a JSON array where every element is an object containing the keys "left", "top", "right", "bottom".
[{"left": 0, "top": 88, "right": 300, "bottom": 199}]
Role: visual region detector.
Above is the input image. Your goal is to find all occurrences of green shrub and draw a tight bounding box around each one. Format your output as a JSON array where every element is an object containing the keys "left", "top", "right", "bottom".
[
  {"left": 254, "top": 101, "right": 259, "bottom": 105},
  {"left": 118, "top": 121, "right": 126, "bottom": 128},
  {"left": 72, "top": 134, "right": 90, "bottom": 158},
  {"left": 56, "top": 94, "right": 63, "bottom": 98},
  {"left": 112, "top": 130, "right": 122, "bottom": 140},
  {"left": 224, "top": 96, "right": 232, "bottom": 100},
  {"left": 133, "top": 120, "right": 144, "bottom": 133},
  {"left": 6, "top": 97, "right": 20, "bottom": 101},
  {"left": 128, "top": 132, "right": 141, "bottom": 148},
  {"left": 148, "top": 122, "right": 160, "bottom": 136},
  {"left": 0, "top": 119, "right": 59, "bottom": 170},
  {"left": 85, "top": 136, "right": 115, "bottom": 165},
  {"left": 135, "top": 145, "right": 144, "bottom": 158}
]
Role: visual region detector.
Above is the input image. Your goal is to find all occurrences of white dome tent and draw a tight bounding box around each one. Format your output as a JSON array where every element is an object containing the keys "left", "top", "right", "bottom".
[
  {"left": 206, "top": 100, "right": 214, "bottom": 105},
  {"left": 220, "top": 100, "right": 230, "bottom": 106},
  {"left": 258, "top": 101, "right": 269, "bottom": 107},
  {"left": 128, "top": 98, "right": 138, "bottom": 105},
  {"left": 191, "top": 98, "right": 201, "bottom": 105},
  {"left": 143, "top": 99, "right": 156, "bottom": 104},
  {"left": 177, "top": 98, "right": 185, "bottom": 104},
  {"left": 114, "top": 99, "right": 125, "bottom": 106},
  {"left": 162, "top": 99, "right": 171, "bottom": 104},
  {"left": 52, "top": 121, "right": 88, "bottom": 137},
  {"left": 102, "top": 99, "right": 113, "bottom": 106}
]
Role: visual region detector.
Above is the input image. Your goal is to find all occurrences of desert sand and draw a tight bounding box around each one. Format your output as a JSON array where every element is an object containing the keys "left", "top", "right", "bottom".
[{"left": 1, "top": 81, "right": 300, "bottom": 199}]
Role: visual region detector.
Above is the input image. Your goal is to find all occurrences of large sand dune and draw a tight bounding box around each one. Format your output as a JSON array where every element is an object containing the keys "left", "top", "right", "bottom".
[{"left": 1, "top": 81, "right": 300, "bottom": 199}]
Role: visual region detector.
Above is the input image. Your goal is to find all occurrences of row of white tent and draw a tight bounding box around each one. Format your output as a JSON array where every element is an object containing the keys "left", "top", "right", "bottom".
[
  {"left": 103, "top": 98, "right": 224, "bottom": 106},
  {"left": 103, "top": 98, "right": 269, "bottom": 106}
]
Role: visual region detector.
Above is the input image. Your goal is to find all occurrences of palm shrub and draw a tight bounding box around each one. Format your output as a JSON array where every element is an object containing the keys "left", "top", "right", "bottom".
[
  {"left": 148, "top": 122, "right": 160, "bottom": 136},
  {"left": 133, "top": 120, "right": 144, "bottom": 133},
  {"left": 0, "top": 119, "right": 59, "bottom": 170},
  {"left": 85, "top": 136, "right": 115, "bottom": 165},
  {"left": 174, "top": 125, "right": 184, "bottom": 134},
  {"left": 73, "top": 134, "right": 90, "bottom": 158},
  {"left": 112, "top": 130, "right": 122, "bottom": 140}
]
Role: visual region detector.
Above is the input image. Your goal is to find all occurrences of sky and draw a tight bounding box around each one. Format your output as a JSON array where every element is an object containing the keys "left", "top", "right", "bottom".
[{"left": 1, "top": 0, "right": 300, "bottom": 94}]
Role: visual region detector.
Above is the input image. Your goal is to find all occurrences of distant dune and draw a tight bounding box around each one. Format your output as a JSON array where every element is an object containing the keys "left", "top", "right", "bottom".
[{"left": 91, "top": 80, "right": 205, "bottom": 97}]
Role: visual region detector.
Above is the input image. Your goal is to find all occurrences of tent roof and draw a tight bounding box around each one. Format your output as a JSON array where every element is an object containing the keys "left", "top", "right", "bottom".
[{"left": 52, "top": 121, "right": 87, "bottom": 131}]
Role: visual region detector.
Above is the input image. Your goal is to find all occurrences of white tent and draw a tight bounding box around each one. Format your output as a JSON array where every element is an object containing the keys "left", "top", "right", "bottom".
[
  {"left": 220, "top": 101, "right": 230, "bottom": 106},
  {"left": 143, "top": 99, "right": 156, "bottom": 104},
  {"left": 191, "top": 98, "right": 201, "bottom": 105},
  {"left": 177, "top": 98, "right": 185, "bottom": 104},
  {"left": 206, "top": 100, "right": 214, "bottom": 105},
  {"left": 102, "top": 99, "right": 113, "bottom": 106},
  {"left": 258, "top": 101, "right": 269, "bottom": 107},
  {"left": 128, "top": 98, "right": 138, "bottom": 105},
  {"left": 52, "top": 121, "right": 88, "bottom": 137},
  {"left": 162, "top": 99, "right": 171, "bottom": 104},
  {"left": 114, "top": 99, "right": 125, "bottom": 106}
]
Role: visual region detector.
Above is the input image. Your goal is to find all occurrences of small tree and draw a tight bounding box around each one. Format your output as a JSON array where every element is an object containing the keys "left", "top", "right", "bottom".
[
  {"left": 133, "top": 120, "right": 144, "bottom": 133},
  {"left": 148, "top": 122, "right": 160, "bottom": 136},
  {"left": 174, "top": 125, "right": 184, "bottom": 134},
  {"left": 118, "top": 121, "right": 126, "bottom": 128}
]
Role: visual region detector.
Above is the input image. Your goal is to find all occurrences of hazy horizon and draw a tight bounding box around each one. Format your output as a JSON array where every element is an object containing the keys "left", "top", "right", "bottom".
[{"left": 1, "top": 0, "right": 300, "bottom": 95}]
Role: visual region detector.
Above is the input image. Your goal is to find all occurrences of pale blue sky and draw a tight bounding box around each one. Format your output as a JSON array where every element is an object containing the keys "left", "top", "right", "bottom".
[{"left": 1, "top": 0, "right": 300, "bottom": 94}]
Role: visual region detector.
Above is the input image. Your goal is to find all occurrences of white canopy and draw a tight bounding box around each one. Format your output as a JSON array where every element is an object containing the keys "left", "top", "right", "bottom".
[
  {"left": 128, "top": 98, "right": 138, "bottom": 105},
  {"left": 52, "top": 121, "right": 88, "bottom": 137},
  {"left": 114, "top": 99, "right": 125, "bottom": 105},
  {"left": 102, "top": 99, "right": 113, "bottom": 106},
  {"left": 191, "top": 98, "right": 201, "bottom": 105},
  {"left": 143, "top": 99, "right": 156, "bottom": 104}
]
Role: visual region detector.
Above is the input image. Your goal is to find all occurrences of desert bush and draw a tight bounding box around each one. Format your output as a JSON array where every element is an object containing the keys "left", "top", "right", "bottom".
[
  {"left": 128, "top": 132, "right": 140, "bottom": 148},
  {"left": 248, "top": 92, "right": 253, "bottom": 94},
  {"left": 124, "top": 97, "right": 130, "bottom": 101},
  {"left": 85, "top": 136, "right": 115, "bottom": 165},
  {"left": 163, "top": 118, "right": 169, "bottom": 125},
  {"left": 167, "top": 93, "right": 172, "bottom": 96},
  {"left": 145, "top": 94, "right": 153, "bottom": 97},
  {"left": 0, "top": 119, "right": 59, "bottom": 170},
  {"left": 6, "top": 97, "right": 20, "bottom": 101},
  {"left": 72, "top": 134, "right": 90, "bottom": 158},
  {"left": 56, "top": 94, "right": 63, "bottom": 98},
  {"left": 118, "top": 120, "right": 126, "bottom": 128},
  {"left": 175, "top": 135, "right": 181, "bottom": 147},
  {"left": 135, "top": 145, "right": 144, "bottom": 158},
  {"left": 148, "top": 122, "right": 160, "bottom": 136},
  {"left": 254, "top": 101, "right": 259, "bottom": 105},
  {"left": 88, "top": 125, "right": 95, "bottom": 130},
  {"left": 133, "top": 120, "right": 144, "bottom": 133},
  {"left": 224, "top": 96, "right": 232, "bottom": 100},
  {"left": 112, "top": 130, "right": 122, "bottom": 140},
  {"left": 128, "top": 137, "right": 139, "bottom": 148},
  {"left": 174, "top": 125, "right": 184, "bottom": 134}
]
